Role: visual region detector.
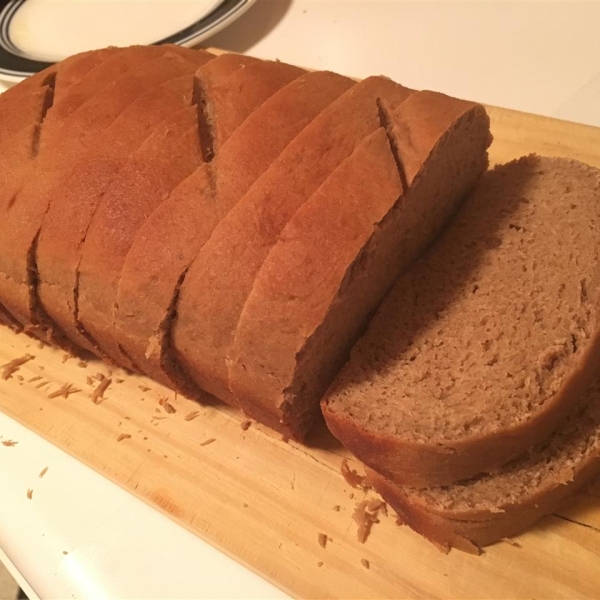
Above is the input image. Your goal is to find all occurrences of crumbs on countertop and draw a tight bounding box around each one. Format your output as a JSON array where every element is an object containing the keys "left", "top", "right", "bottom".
[{"left": 1, "top": 354, "right": 34, "bottom": 380}]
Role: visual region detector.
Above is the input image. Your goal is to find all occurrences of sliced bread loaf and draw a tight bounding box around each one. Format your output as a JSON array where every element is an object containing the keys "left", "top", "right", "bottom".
[
  {"left": 0, "top": 47, "right": 210, "bottom": 332},
  {"left": 75, "top": 58, "right": 304, "bottom": 369},
  {"left": 323, "top": 156, "right": 600, "bottom": 486},
  {"left": 230, "top": 91, "right": 491, "bottom": 438},
  {"left": 367, "top": 377, "right": 600, "bottom": 553},
  {"left": 113, "top": 70, "right": 353, "bottom": 395},
  {"left": 171, "top": 77, "right": 414, "bottom": 405}
]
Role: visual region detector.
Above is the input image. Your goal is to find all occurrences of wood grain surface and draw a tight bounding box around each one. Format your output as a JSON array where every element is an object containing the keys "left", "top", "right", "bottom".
[{"left": 1, "top": 67, "right": 600, "bottom": 599}]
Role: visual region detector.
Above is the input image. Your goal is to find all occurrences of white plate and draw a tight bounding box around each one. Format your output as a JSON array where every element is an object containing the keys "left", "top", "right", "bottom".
[{"left": 0, "top": 0, "right": 255, "bottom": 82}]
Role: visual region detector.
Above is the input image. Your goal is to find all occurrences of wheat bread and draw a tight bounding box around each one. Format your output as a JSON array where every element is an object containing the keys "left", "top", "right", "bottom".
[
  {"left": 113, "top": 70, "right": 352, "bottom": 395},
  {"left": 230, "top": 91, "right": 491, "bottom": 437},
  {"left": 0, "top": 47, "right": 211, "bottom": 332},
  {"left": 367, "top": 378, "right": 600, "bottom": 552},
  {"left": 323, "top": 155, "right": 600, "bottom": 486},
  {"left": 76, "top": 59, "right": 304, "bottom": 369},
  {"left": 171, "top": 77, "right": 414, "bottom": 405}
]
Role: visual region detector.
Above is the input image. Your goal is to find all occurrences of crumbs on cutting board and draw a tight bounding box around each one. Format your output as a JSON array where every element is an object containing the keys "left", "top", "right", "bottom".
[
  {"left": 138, "top": 384, "right": 151, "bottom": 392},
  {"left": 48, "top": 383, "right": 81, "bottom": 399},
  {"left": 39, "top": 467, "right": 48, "bottom": 478},
  {"left": 341, "top": 459, "right": 371, "bottom": 491},
  {"left": 199, "top": 437, "right": 216, "bottom": 447},
  {"left": 2, "top": 439, "right": 18, "bottom": 447},
  {"left": 241, "top": 419, "right": 252, "bottom": 431},
  {"left": 116, "top": 433, "right": 131, "bottom": 442},
  {"left": 353, "top": 499, "right": 386, "bottom": 543},
  {"left": 1, "top": 354, "right": 34, "bottom": 380},
  {"left": 91, "top": 377, "right": 111, "bottom": 404},
  {"left": 318, "top": 533, "right": 329, "bottom": 548},
  {"left": 185, "top": 410, "right": 199, "bottom": 421},
  {"left": 361, "top": 558, "right": 370, "bottom": 569},
  {"left": 28, "top": 375, "right": 42, "bottom": 383},
  {"left": 26, "top": 488, "right": 33, "bottom": 500}
]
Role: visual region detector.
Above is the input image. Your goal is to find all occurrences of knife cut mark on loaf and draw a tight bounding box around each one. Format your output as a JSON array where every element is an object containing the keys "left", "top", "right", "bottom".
[
  {"left": 72, "top": 58, "right": 305, "bottom": 373},
  {"left": 170, "top": 77, "right": 415, "bottom": 407},
  {"left": 230, "top": 91, "right": 491, "bottom": 438},
  {"left": 323, "top": 155, "right": 600, "bottom": 487},
  {"left": 112, "top": 70, "right": 353, "bottom": 398}
]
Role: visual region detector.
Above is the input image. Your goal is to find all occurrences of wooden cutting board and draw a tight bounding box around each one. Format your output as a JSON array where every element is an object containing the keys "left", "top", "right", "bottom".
[{"left": 1, "top": 99, "right": 600, "bottom": 599}]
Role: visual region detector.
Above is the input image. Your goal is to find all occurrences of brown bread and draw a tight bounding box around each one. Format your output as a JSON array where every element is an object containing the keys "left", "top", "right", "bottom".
[
  {"left": 171, "top": 77, "right": 414, "bottom": 405},
  {"left": 367, "top": 378, "right": 600, "bottom": 553},
  {"left": 113, "top": 70, "right": 352, "bottom": 394},
  {"left": 230, "top": 91, "right": 491, "bottom": 437},
  {"left": 323, "top": 156, "right": 600, "bottom": 486},
  {"left": 75, "top": 59, "right": 303, "bottom": 369},
  {"left": 0, "top": 46, "right": 211, "bottom": 332}
]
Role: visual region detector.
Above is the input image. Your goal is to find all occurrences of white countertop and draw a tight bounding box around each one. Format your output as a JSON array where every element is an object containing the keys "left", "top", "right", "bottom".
[{"left": 1, "top": 2, "right": 600, "bottom": 598}]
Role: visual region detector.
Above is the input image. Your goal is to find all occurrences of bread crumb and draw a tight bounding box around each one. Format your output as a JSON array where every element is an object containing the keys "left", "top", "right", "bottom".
[
  {"left": 2, "top": 354, "right": 34, "bottom": 380},
  {"left": 48, "top": 383, "right": 81, "bottom": 399},
  {"left": 138, "top": 385, "right": 151, "bottom": 392},
  {"left": 500, "top": 537, "right": 521, "bottom": 547},
  {"left": 39, "top": 467, "right": 48, "bottom": 478},
  {"left": 116, "top": 433, "right": 131, "bottom": 442},
  {"left": 243, "top": 503, "right": 248, "bottom": 508},
  {"left": 361, "top": 558, "right": 370, "bottom": 569},
  {"left": 2, "top": 440, "right": 18, "bottom": 447},
  {"left": 85, "top": 376, "right": 93, "bottom": 385},
  {"left": 94, "top": 372, "right": 106, "bottom": 382},
  {"left": 317, "top": 561, "right": 323, "bottom": 568},
  {"left": 353, "top": 500, "right": 381, "bottom": 543},
  {"left": 199, "top": 437, "right": 216, "bottom": 447},
  {"left": 28, "top": 375, "right": 42, "bottom": 383},
  {"left": 185, "top": 411, "right": 199, "bottom": 421},
  {"left": 332, "top": 505, "right": 341, "bottom": 512},
  {"left": 77, "top": 360, "right": 88, "bottom": 368},
  {"left": 115, "top": 378, "right": 124, "bottom": 384},
  {"left": 91, "top": 377, "right": 111, "bottom": 404},
  {"left": 35, "top": 380, "right": 50, "bottom": 389},
  {"left": 349, "top": 492, "right": 354, "bottom": 500},
  {"left": 341, "top": 459, "right": 370, "bottom": 490},
  {"left": 26, "top": 488, "right": 33, "bottom": 500},
  {"left": 62, "top": 551, "right": 68, "bottom": 555},
  {"left": 163, "top": 401, "right": 176, "bottom": 414},
  {"left": 318, "top": 533, "right": 328, "bottom": 548},
  {"left": 241, "top": 419, "right": 252, "bottom": 431},
  {"left": 37, "top": 340, "right": 45, "bottom": 349},
  {"left": 61, "top": 353, "right": 70, "bottom": 363},
  {"left": 16, "top": 374, "right": 24, "bottom": 381},
  {"left": 281, "top": 434, "right": 290, "bottom": 443}
]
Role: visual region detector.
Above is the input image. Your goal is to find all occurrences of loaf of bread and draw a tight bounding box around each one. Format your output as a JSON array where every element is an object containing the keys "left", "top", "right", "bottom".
[
  {"left": 35, "top": 46, "right": 600, "bottom": 552},
  {"left": 323, "top": 156, "right": 600, "bottom": 487}
]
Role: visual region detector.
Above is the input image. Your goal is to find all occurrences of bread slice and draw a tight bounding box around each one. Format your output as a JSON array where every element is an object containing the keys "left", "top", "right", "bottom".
[
  {"left": 230, "top": 91, "right": 491, "bottom": 438},
  {"left": 323, "top": 156, "right": 600, "bottom": 486},
  {"left": 113, "top": 70, "right": 353, "bottom": 395},
  {"left": 171, "top": 77, "right": 414, "bottom": 405},
  {"left": 0, "top": 47, "right": 211, "bottom": 332},
  {"left": 75, "top": 59, "right": 304, "bottom": 369},
  {"left": 367, "top": 377, "right": 600, "bottom": 553},
  {"left": 37, "top": 55, "right": 273, "bottom": 359}
]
